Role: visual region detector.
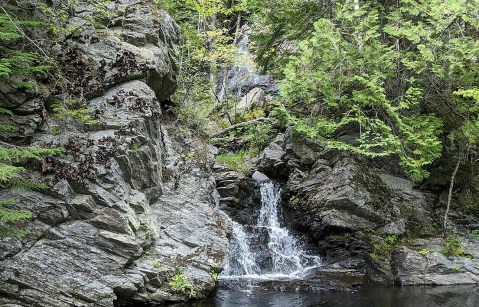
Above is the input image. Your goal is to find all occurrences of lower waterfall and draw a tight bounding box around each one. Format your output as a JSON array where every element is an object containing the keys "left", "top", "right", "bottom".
[{"left": 221, "top": 181, "right": 321, "bottom": 280}]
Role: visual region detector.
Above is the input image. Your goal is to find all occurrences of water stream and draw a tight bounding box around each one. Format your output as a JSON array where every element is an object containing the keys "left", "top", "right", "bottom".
[
  {"left": 220, "top": 181, "right": 321, "bottom": 281},
  {"left": 205, "top": 181, "right": 479, "bottom": 306}
]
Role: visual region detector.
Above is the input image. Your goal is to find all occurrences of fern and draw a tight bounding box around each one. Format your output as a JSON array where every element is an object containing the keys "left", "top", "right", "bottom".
[
  {"left": 0, "top": 144, "right": 63, "bottom": 238},
  {"left": 0, "top": 12, "right": 51, "bottom": 85}
]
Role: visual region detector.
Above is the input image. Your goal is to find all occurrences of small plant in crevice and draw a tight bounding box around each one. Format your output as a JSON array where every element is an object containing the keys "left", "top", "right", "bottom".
[
  {"left": 52, "top": 98, "right": 98, "bottom": 125},
  {"left": 130, "top": 141, "right": 142, "bottom": 151},
  {"left": 168, "top": 269, "right": 196, "bottom": 298},
  {"left": 50, "top": 126, "right": 63, "bottom": 135},
  {"left": 288, "top": 195, "right": 300, "bottom": 210},
  {"left": 210, "top": 268, "right": 219, "bottom": 282},
  {"left": 452, "top": 265, "right": 462, "bottom": 272},
  {"left": 418, "top": 249, "right": 435, "bottom": 256},
  {"left": 370, "top": 234, "right": 397, "bottom": 261},
  {"left": 442, "top": 234, "right": 465, "bottom": 257}
]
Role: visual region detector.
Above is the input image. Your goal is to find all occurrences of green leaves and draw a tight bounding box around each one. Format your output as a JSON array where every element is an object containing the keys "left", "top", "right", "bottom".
[
  {"left": 0, "top": 198, "right": 31, "bottom": 238},
  {"left": 0, "top": 144, "right": 63, "bottom": 238},
  {"left": 52, "top": 101, "right": 98, "bottom": 125},
  {"left": 453, "top": 88, "right": 479, "bottom": 144},
  {"left": 277, "top": 0, "right": 449, "bottom": 181},
  {"left": 0, "top": 12, "right": 51, "bottom": 86},
  {"left": 0, "top": 147, "right": 64, "bottom": 164}
]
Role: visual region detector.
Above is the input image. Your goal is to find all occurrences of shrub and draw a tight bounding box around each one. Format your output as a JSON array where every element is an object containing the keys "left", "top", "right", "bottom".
[
  {"left": 169, "top": 271, "right": 196, "bottom": 298},
  {"left": 442, "top": 235, "right": 465, "bottom": 257}
]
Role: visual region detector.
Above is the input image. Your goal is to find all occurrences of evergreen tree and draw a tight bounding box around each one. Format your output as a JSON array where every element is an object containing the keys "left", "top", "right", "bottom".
[
  {"left": 0, "top": 113, "right": 63, "bottom": 238},
  {"left": 0, "top": 10, "right": 50, "bottom": 89},
  {"left": 272, "top": 0, "right": 479, "bottom": 181},
  {"left": 0, "top": 7, "right": 62, "bottom": 238}
]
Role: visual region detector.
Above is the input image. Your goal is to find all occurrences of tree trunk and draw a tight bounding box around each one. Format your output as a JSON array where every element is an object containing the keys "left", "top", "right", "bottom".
[{"left": 443, "top": 157, "right": 461, "bottom": 233}]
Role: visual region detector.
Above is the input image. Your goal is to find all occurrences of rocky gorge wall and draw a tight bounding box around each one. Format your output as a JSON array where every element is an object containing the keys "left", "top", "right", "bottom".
[
  {"left": 0, "top": 1, "right": 230, "bottom": 306},
  {"left": 215, "top": 128, "right": 479, "bottom": 288}
]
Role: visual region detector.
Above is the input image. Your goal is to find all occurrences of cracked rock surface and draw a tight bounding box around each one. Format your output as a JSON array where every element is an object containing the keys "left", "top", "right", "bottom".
[{"left": 0, "top": 1, "right": 230, "bottom": 306}]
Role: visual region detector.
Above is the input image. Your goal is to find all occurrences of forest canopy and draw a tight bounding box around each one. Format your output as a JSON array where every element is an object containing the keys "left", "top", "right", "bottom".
[{"left": 244, "top": 0, "right": 479, "bottom": 180}]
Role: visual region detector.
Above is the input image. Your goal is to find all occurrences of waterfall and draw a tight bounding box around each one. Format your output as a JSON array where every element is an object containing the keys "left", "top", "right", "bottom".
[
  {"left": 221, "top": 181, "right": 321, "bottom": 280},
  {"left": 227, "top": 31, "right": 257, "bottom": 96},
  {"left": 222, "top": 221, "right": 259, "bottom": 276}
]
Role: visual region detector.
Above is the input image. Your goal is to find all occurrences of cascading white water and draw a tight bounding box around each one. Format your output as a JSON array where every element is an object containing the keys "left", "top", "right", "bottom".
[
  {"left": 221, "top": 181, "right": 321, "bottom": 280},
  {"left": 222, "top": 221, "right": 259, "bottom": 276}
]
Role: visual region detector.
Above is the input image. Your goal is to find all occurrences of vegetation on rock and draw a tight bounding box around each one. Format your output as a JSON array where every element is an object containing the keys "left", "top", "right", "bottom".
[{"left": 0, "top": 5, "right": 63, "bottom": 237}]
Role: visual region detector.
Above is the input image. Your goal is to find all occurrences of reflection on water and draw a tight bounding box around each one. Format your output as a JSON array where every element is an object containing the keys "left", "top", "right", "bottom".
[{"left": 186, "top": 285, "right": 479, "bottom": 307}]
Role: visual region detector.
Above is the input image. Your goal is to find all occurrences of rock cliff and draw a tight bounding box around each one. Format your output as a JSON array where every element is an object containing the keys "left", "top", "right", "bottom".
[
  {"left": 0, "top": 1, "right": 230, "bottom": 306},
  {"left": 215, "top": 127, "right": 479, "bottom": 288}
]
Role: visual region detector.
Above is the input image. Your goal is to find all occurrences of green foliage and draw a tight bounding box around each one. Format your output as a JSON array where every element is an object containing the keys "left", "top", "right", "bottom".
[
  {"left": 50, "top": 126, "right": 63, "bottom": 135},
  {"left": 272, "top": 0, "right": 479, "bottom": 181},
  {"left": 130, "top": 141, "right": 142, "bottom": 151},
  {"left": 161, "top": 0, "right": 243, "bottom": 135},
  {"left": 0, "top": 11, "right": 51, "bottom": 87},
  {"left": 471, "top": 230, "right": 479, "bottom": 239},
  {"left": 370, "top": 235, "right": 397, "bottom": 261},
  {"left": 241, "top": 0, "right": 325, "bottom": 75},
  {"left": 215, "top": 150, "right": 251, "bottom": 174},
  {"left": 418, "top": 248, "right": 435, "bottom": 256},
  {"left": 0, "top": 108, "right": 15, "bottom": 134},
  {"left": 52, "top": 99, "right": 98, "bottom": 125},
  {"left": 0, "top": 142, "right": 63, "bottom": 238},
  {"left": 452, "top": 265, "right": 462, "bottom": 272},
  {"left": 211, "top": 271, "right": 218, "bottom": 282},
  {"left": 452, "top": 88, "right": 479, "bottom": 145},
  {"left": 442, "top": 234, "right": 465, "bottom": 257},
  {"left": 288, "top": 195, "right": 300, "bottom": 210},
  {"left": 212, "top": 120, "right": 275, "bottom": 156},
  {"left": 240, "top": 122, "right": 274, "bottom": 154},
  {"left": 0, "top": 198, "right": 31, "bottom": 238},
  {"left": 168, "top": 270, "right": 196, "bottom": 297},
  {"left": 174, "top": 81, "right": 218, "bottom": 133}
]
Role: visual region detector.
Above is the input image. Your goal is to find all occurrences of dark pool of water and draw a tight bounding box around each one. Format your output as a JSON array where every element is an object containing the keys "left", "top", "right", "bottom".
[{"left": 174, "top": 284, "right": 479, "bottom": 307}]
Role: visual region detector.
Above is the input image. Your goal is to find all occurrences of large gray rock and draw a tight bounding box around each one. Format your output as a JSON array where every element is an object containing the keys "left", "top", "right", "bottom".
[
  {"left": 0, "top": 2, "right": 230, "bottom": 306},
  {"left": 236, "top": 87, "right": 267, "bottom": 111},
  {"left": 392, "top": 246, "right": 479, "bottom": 285},
  {"left": 61, "top": 1, "right": 178, "bottom": 101},
  {"left": 214, "top": 170, "right": 258, "bottom": 225},
  {"left": 128, "top": 173, "right": 230, "bottom": 304}
]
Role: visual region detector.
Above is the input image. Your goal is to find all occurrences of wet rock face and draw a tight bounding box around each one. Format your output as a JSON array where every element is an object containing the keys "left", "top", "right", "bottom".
[
  {"left": 214, "top": 169, "right": 261, "bottom": 225},
  {"left": 0, "top": 2, "right": 229, "bottom": 306}
]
